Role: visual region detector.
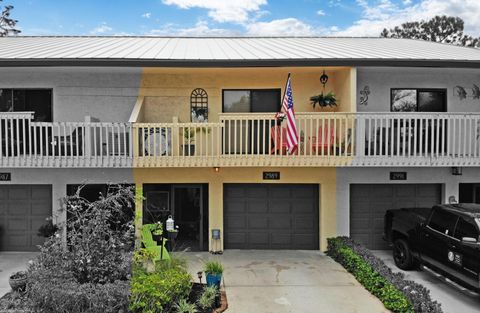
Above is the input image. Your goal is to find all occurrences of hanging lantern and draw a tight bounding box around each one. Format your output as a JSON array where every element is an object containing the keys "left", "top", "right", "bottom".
[{"left": 320, "top": 70, "right": 329, "bottom": 87}]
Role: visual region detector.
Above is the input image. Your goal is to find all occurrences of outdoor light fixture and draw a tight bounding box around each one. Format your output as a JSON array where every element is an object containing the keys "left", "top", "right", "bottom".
[
  {"left": 214, "top": 167, "right": 220, "bottom": 172},
  {"left": 319, "top": 70, "right": 329, "bottom": 87},
  {"left": 451, "top": 167, "right": 462, "bottom": 175},
  {"left": 448, "top": 196, "right": 458, "bottom": 204},
  {"left": 197, "top": 271, "right": 203, "bottom": 283}
]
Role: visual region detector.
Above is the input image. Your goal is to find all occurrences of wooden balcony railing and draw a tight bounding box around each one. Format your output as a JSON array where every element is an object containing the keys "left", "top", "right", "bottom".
[
  {"left": 0, "top": 113, "right": 131, "bottom": 167},
  {"left": 3, "top": 112, "right": 480, "bottom": 168}
]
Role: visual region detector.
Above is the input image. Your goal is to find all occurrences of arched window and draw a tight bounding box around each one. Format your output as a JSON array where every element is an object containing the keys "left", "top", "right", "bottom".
[{"left": 190, "top": 88, "right": 208, "bottom": 122}]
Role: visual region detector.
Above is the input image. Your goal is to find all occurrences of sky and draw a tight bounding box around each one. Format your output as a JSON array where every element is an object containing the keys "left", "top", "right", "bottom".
[{"left": 6, "top": 0, "right": 480, "bottom": 37}]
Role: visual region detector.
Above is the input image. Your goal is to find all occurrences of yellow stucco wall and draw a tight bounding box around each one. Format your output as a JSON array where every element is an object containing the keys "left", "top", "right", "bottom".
[
  {"left": 138, "top": 67, "right": 354, "bottom": 123},
  {"left": 133, "top": 167, "right": 336, "bottom": 251}
]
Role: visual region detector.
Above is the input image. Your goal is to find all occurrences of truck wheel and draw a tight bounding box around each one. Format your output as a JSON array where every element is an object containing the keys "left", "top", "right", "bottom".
[{"left": 393, "top": 239, "right": 413, "bottom": 270}]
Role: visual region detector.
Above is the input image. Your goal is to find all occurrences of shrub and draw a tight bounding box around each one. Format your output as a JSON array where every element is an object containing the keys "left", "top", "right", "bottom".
[
  {"left": 26, "top": 185, "right": 135, "bottom": 313},
  {"left": 129, "top": 259, "right": 192, "bottom": 313},
  {"left": 327, "top": 237, "right": 443, "bottom": 313},
  {"left": 197, "top": 285, "right": 217, "bottom": 311},
  {"left": 174, "top": 298, "right": 197, "bottom": 313}
]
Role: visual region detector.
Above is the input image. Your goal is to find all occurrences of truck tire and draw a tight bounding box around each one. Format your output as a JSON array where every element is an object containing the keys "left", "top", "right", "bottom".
[{"left": 393, "top": 239, "right": 413, "bottom": 270}]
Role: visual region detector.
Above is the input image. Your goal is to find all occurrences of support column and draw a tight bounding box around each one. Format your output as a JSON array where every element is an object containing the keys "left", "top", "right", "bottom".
[{"left": 208, "top": 179, "right": 223, "bottom": 252}]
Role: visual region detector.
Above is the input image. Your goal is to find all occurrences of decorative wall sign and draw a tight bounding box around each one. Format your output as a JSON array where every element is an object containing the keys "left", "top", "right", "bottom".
[
  {"left": 263, "top": 171, "right": 280, "bottom": 180},
  {"left": 454, "top": 85, "right": 480, "bottom": 101},
  {"left": 359, "top": 86, "right": 370, "bottom": 106},
  {"left": 390, "top": 172, "right": 407, "bottom": 180},
  {"left": 0, "top": 172, "right": 11, "bottom": 181}
]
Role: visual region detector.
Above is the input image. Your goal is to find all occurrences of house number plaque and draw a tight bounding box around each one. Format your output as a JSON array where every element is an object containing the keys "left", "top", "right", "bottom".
[
  {"left": 263, "top": 172, "right": 280, "bottom": 180},
  {"left": 390, "top": 172, "right": 407, "bottom": 180},
  {"left": 0, "top": 173, "right": 11, "bottom": 181}
]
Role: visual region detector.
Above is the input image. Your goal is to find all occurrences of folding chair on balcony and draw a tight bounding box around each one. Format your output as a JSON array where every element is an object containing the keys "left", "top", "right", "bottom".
[
  {"left": 310, "top": 125, "right": 335, "bottom": 155},
  {"left": 141, "top": 223, "right": 170, "bottom": 261},
  {"left": 270, "top": 126, "right": 288, "bottom": 155}
]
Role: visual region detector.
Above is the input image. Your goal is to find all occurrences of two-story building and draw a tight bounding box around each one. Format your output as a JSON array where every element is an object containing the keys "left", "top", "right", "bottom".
[{"left": 1, "top": 36, "right": 480, "bottom": 252}]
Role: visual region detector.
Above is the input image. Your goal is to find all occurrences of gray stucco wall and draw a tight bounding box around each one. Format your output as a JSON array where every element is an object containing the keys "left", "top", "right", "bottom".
[
  {"left": 336, "top": 167, "right": 480, "bottom": 236},
  {"left": 357, "top": 67, "right": 480, "bottom": 112},
  {"left": 0, "top": 67, "right": 142, "bottom": 122}
]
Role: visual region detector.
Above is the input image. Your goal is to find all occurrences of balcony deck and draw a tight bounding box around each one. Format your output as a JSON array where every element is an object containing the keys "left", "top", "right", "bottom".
[{"left": 2, "top": 112, "right": 480, "bottom": 168}]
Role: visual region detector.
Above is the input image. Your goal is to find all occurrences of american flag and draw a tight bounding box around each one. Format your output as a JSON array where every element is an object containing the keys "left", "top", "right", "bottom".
[{"left": 282, "top": 75, "right": 298, "bottom": 154}]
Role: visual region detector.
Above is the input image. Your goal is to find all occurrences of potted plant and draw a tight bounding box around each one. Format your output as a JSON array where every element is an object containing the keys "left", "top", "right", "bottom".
[
  {"left": 151, "top": 221, "right": 163, "bottom": 243},
  {"left": 310, "top": 91, "right": 338, "bottom": 109},
  {"left": 9, "top": 271, "right": 27, "bottom": 292},
  {"left": 204, "top": 261, "right": 223, "bottom": 289}
]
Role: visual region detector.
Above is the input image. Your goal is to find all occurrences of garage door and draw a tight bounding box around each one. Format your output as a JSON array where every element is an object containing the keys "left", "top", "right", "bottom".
[
  {"left": 224, "top": 184, "right": 318, "bottom": 249},
  {"left": 350, "top": 184, "right": 441, "bottom": 250},
  {"left": 0, "top": 185, "right": 52, "bottom": 251}
]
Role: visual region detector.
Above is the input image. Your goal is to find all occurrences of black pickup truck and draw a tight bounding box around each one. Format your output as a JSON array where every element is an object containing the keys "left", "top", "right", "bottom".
[{"left": 384, "top": 204, "right": 480, "bottom": 290}]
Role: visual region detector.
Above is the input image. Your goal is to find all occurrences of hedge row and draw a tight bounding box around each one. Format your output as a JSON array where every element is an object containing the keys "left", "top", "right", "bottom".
[{"left": 327, "top": 237, "right": 443, "bottom": 313}]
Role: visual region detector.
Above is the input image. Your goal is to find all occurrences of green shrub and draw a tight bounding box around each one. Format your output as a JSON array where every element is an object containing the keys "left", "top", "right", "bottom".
[
  {"left": 174, "top": 298, "right": 197, "bottom": 313},
  {"left": 204, "top": 261, "right": 224, "bottom": 275},
  {"left": 327, "top": 237, "right": 443, "bottom": 313},
  {"left": 327, "top": 238, "right": 413, "bottom": 313},
  {"left": 129, "top": 260, "right": 192, "bottom": 313},
  {"left": 197, "top": 285, "right": 217, "bottom": 310}
]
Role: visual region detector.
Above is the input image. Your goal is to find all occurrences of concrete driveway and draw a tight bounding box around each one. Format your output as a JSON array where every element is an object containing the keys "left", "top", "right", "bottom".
[
  {"left": 184, "top": 250, "right": 389, "bottom": 313},
  {"left": 373, "top": 250, "right": 480, "bottom": 313},
  {"left": 0, "top": 252, "right": 38, "bottom": 297}
]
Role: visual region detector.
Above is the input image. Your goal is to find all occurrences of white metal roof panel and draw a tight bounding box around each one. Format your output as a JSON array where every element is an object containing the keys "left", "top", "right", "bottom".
[{"left": 0, "top": 36, "right": 478, "bottom": 66}]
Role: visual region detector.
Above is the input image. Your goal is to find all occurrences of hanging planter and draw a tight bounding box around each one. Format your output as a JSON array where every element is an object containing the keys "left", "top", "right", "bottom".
[{"left": 310, "top": 91, "right": 338, "bottom": 108}]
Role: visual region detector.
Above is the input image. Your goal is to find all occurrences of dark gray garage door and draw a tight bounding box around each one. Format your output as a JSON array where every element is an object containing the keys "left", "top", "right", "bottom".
[
  {"left": 0, "top": 185, "right": 52, "bottom": 251},
  {"left": 224, "top": 184, "right": 319, "bottom": 249},
  {"left": 350, "top": 184, "right": 441, "bottom": 250}
]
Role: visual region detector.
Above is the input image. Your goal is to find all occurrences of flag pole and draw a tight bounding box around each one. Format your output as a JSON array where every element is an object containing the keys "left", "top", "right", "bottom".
[{"left": 280, "top": 73, "right": 291, "bottom": 113}]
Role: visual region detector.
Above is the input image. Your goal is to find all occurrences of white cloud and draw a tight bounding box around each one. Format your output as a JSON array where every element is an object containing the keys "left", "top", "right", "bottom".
[
  {"left": 90, "top": 22, "right": 113, "bottom": 35},
  {"left": 334, "top": 0, "right": 480, "bottom": 37},
  {"left": 142, "top": 12, "right": 152, "bottom": 19},
  {"left": 148, "top": 20, "right": 238, "bottom": 36},
  {"left": 161, "top": 0, "right": 267, "bottom": 23},
  {"left": 246, "top": 18, "right": 315, "bottom": 36},
  {"left": 317, "top": 10, "right": 326, "bottom": 16}
]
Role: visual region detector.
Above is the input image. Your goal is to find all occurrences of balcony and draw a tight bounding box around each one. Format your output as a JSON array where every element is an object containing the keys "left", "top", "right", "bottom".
[
  {"left": 2, "top": 112, "right": 480, "bottom": 168},
  {"left": 0, "top": 112, "right": 132, "bottom": 167}
]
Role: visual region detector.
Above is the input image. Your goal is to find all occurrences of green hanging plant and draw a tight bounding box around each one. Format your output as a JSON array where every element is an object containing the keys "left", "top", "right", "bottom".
[{"left": 310, "top": 91, "right": 338, "bottom": 108}]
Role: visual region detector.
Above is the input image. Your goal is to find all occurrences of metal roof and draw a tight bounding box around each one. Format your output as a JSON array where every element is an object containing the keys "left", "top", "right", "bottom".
[{"left": 0, "top": 36, "right": 479, "bottom": 67}]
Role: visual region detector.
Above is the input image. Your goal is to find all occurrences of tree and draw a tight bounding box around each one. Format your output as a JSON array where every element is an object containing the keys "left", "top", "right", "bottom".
[
  {"left": 381, "top": 15, "right": 479, "bottom": 48},
  {"left": 0, "top": 0, "right": 20, "bottom": 36}
]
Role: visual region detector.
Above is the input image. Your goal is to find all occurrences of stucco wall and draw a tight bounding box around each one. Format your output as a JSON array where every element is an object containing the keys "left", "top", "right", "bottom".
[
  {"left": 133, "top": 167, "right": 337, "bottom": 251},
  {"left": 139, "top": 67, "right": 355, "bottom": 123},
  {"left": 0, "top": 67, "right": 141, "bottom": 122},
  {"left": 335, "top": 167, "right": 480, "bottom": 236},
  {"left": 357, "top": 67, "right": 480, "bottom": 112}
]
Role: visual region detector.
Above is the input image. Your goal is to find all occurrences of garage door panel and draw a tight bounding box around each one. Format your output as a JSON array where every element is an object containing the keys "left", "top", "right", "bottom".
[
  {"left": 225, "top": 185, "right": 245, "bottom": 198},
  {"left": 248, "top": 216, "right": 267, "bottom": 229},
  {"left": 268, "top": 201, "right": 290, "bottom": 213},
  {"left": 269, "top": 215, "right": 292, "bottom": 229},
  {"left": 351, "top": 184, "right": 441, "bottom": 250},
  {"left": 31, "top": 186, "right": 51, "bottom": 199},
  {"left": 7, "top": 218, "right": 28, "bottom": 231},
  {"left": 248, "top": 200, "right": 268, "bottom": 213},
  {"left": 9, "top": 201, "right": 30, "bottom": 215},
  {"left": 224, "top": 184, "right": 318, "bottom": 250},
  {"left": 225, "top": 201, "right": 246, "bottom": 213},
  {"left": 225, "top": 215, "right": 246, "bottom": 229},
  {"left": 249, "top": 232, "right": 269, "bottom": 245}
]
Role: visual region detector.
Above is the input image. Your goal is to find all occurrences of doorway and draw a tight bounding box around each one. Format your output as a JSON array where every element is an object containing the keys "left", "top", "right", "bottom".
[
  {"left": 459, "top": 183, "right": 480, "bottom": 204},
  {"left": 143, "top": 184, "right": 209, "bottom": 251}
]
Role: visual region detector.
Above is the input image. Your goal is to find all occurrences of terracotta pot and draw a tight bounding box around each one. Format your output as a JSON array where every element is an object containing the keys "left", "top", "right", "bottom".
[{"left": 9, "top": 272, "right": 27, "bottom": 291}]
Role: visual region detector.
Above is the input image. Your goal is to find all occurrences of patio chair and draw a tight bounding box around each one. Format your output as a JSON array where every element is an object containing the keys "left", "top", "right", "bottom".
[
  {"left": 270, "top": 126, "right": 288, "bottom": 155},
  {"left": 310, "top": 125, "right": 335, "bottom": 155},
  {"left": 141, "top": 223, "right": 170, "bottom": 261}
]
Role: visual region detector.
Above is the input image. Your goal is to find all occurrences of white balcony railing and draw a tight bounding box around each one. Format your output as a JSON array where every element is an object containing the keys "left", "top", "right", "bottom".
[
  {"left": 3, "top": 112, "right": 480, "bottom": 167},
  {"left": 0, "top": 113, "right": 131, "bottom": 167}
]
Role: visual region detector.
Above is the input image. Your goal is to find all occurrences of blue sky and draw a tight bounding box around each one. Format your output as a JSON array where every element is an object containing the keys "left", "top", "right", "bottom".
[{"left": 7, "top": 0, "right": 480, "bottom": 37}]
